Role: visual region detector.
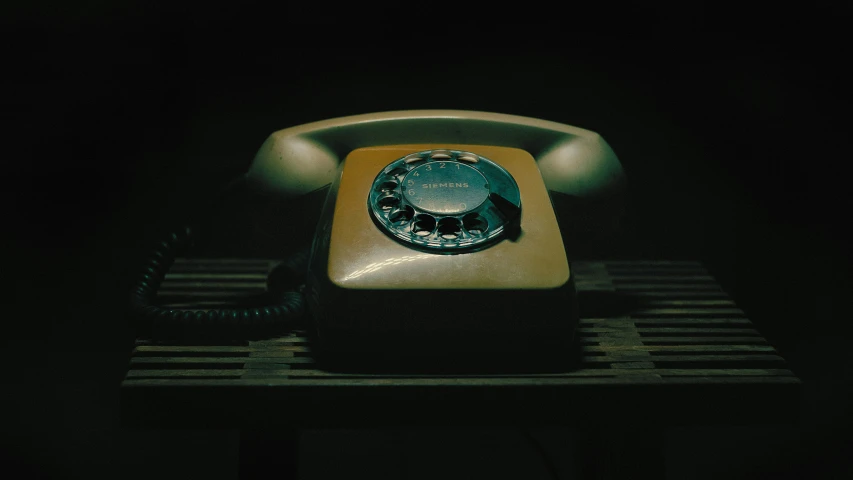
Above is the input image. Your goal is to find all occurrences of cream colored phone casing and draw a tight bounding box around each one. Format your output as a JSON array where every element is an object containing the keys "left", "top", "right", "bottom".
[{"left": 306, "top": 145, "right": 576, "bottom": 357}]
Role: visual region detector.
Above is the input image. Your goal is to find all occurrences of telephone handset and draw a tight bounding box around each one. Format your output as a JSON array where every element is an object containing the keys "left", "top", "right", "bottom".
[{"left": 132, "top": 111, "right": 625, "bottom": 364}]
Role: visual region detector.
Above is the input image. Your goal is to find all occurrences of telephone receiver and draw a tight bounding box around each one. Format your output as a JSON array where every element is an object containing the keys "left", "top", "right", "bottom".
[{"left": 132, "top": 110, "right": 625, "bottom": 370}]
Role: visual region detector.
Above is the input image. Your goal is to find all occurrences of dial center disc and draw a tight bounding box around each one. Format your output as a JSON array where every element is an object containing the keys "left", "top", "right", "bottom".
[{"left": 401, "top": 162, "right": 489, "bottom": 215}]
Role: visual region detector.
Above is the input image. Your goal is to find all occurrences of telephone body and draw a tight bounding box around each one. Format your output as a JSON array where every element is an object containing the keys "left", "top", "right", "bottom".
[{"left": 243, "top": 111, "right": 625, "bottom": 362}]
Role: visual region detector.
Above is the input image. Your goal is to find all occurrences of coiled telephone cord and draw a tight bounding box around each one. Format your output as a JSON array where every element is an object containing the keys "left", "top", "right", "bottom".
[{"left": 129, "top": 177, "right": 307, "bottom": 339}]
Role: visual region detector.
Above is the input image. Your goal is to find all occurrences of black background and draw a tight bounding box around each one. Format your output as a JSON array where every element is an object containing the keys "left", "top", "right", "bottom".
[{"left": 4, "top": 4, "right": 853, "bottom": 479}]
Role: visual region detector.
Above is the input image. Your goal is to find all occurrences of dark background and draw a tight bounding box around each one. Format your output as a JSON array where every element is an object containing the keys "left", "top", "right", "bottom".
[{"left": 4, "top": 5, "right": 852, "bottom": 479}]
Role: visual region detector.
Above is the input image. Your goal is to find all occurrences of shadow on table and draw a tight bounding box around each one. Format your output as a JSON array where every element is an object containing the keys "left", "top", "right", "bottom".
[{"left": 312, "top": 290, "right": 641, "bottom": 375}]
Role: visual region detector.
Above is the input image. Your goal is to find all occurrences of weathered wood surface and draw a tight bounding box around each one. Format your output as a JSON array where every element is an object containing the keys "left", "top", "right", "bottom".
[{"left": 121, "top": 259, "right": 801, "bottom": 429}]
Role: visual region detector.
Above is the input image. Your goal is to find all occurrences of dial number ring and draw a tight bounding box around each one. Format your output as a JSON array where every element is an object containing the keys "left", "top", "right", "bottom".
[{"left": 368, "top": 150, "right": 521, "bottom": 253}]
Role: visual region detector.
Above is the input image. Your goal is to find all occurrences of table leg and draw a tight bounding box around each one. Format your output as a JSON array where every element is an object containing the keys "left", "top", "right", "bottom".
[{"left": 239, "top": 429, "right": 299, "bottom": 479}]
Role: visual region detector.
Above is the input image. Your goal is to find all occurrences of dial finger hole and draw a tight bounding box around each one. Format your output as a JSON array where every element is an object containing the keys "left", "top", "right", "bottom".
[
  {"left": 463, "top": 213, "right": 488, "bottom": 236},
  {"left": 386, "top": 167, "right": 408, "bottom": 178},
  {"left": 411, "top": 214, "right": 436, "bottom": 237},
  {"left": 388, "top": 205, "right": 414, "bottom": 224},
  {"left": 437, "top": 217, "right": 462, "bottom": 240},
  {"left": 377, "top": 194, "right": 400, "bottom": 210},
  {"left": 376, "top": 179, "right": 399, "bottom": 193},
  {"left": 457, "top": 152, "right": 479, "bottom": 163}
]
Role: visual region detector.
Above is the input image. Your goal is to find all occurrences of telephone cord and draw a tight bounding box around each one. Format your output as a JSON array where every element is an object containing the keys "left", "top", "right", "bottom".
[{"left": 129, "top": 224, "right": 307, "bottom": 338}]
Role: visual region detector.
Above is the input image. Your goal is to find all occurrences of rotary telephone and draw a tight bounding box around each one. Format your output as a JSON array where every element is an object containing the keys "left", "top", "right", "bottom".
[{"left": 131, "top": 110, "right": 625, "bottom": 366}]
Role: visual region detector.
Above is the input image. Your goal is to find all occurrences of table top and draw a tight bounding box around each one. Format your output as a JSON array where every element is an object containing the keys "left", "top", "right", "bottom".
[{"left": 121, "top": 259, "right": 801, "bottom": 429}]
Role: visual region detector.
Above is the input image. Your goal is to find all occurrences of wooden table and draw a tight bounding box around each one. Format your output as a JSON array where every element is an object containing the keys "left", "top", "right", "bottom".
[{"left": 121, "top": 259, "right": 801, "bottom": 479}]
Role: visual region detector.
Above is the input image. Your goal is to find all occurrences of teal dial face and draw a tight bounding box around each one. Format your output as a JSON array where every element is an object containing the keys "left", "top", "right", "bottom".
[{"left": 368, "top": 149, "right": 521, "bottom": 254}]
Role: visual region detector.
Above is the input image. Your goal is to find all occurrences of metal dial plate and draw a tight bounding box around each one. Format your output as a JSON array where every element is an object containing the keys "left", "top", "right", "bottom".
[{"left": 368, "top": 149, "right": 521, "bottom": 253}]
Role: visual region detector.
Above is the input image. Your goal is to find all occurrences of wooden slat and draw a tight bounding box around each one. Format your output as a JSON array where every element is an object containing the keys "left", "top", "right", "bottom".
[
  {"left": 579, "top": 327, "right": 759, "bottom": 334},
  {"left": 158, "top": 282, "right": 267, "bottom": 290},
  {"left": 605, "top": 268, "right": 709, "bottom": 274},
  {"left": 167, "top": 266, "right": 274, "bottom": 274},
  {"left": 164, "top": 273, "right": 269, "bottom": 280},
  {"left": 628, "top": 308, "right": 744, "bottom": 315},
  {"left": 124, "top": 368, "right": 797, "bottom": 379},
  {"left": 600, "top": 260, "right": 705, "bottom": 266},
  {"left": 275, "top": 368, "right": 797, "bottom": 379},
  {"left": 605, "top": 284, "right": 724, "bottom": 291},
  {"left": 630, "top": 337, "right": 768, "bottom": 344},
  {"left": 584, "top": 345, "right": 775, "bottom": 353},
  {"left": 156, "top": 290, "right": 267, "bottom": 298},
  {"left": 150, "top": 301, "right": 258, "bottom": 308},
  {"left": 131, "top": 343, "right": 773, "bottom": 357},
  {"left": 172, "top": 258, "right": 276, "bottom": 265},
  {"left": 127, "top": 370, "right": 245, "bottom": 378},
  {"left": 134, "top": 345, "right": 311, "bottom": 354},
  {"left": 593, "top": 291, "right": 729, "bottom": 298},
  {"left": 611, "top": 276, "right": 716, "bottom": 283},
  {"left": 122, "top": 376, "right": 800, "bottom": 387},
  {"left": 581, "top": 318, "right": 752, "bottom": 325},
  {"left": 252, "top": 337, "right": 311, "bottom": 346},
  {"left": 583, "top": 354, "right": 786, "bottom": 363},
  {"left": 574, "top": 282, "right": 618, "bottom": 288},
  {"left": 168, "top": 260, "right": 275, "bottom": 274},
  {"left": 128, "top": 353, "right": 785, "bottom": 368},
  {"left": 636, "top": 299, "right": 736, "bottom": 306},
  {"left": 129, "top": 356, "right": 314, "bottom": 365}
]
